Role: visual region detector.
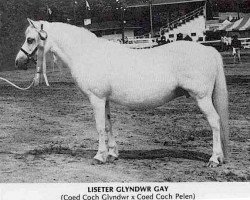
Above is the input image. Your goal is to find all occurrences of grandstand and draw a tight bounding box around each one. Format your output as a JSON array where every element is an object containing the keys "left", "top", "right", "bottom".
[
  {"left": 86, "top": 0, "right": 207, "bottom": 46},
  {"left": 126, "top": 0, "right": 207, "bottom": 42}
]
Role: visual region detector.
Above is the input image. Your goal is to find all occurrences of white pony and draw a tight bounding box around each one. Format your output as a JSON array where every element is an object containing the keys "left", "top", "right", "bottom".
[{"left": 16, "top": 19, "right": 229, "bottom": 167}]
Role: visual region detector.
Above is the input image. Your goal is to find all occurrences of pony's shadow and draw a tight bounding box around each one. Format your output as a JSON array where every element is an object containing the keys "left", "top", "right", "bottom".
[
  {"left": 119, "top": 149, "right": 210, "bottom": 162},
  {"left": 22, "top": 147, "right": 210, "bottom": 163}
]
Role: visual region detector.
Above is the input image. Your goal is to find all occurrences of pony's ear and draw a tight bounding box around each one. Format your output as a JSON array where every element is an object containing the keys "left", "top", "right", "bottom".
[{"left": 27, "top": 18, "right": 38, "bottom": 29}]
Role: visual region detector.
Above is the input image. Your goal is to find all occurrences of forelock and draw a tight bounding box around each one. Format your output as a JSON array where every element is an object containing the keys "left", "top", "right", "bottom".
[{"left": 25, "top": 26, "right": 37, "bottom": 37}]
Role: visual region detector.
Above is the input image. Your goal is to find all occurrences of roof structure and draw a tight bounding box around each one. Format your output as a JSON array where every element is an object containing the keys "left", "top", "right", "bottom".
[
  {"left": 126, "top": 0, "right": 206, "bottom": 8},
  {"left": 219, "top": 15, "right": 250, "bottom": 31},
  {"left": 85, "top": 21, "right": 141, "bottom": 31}
]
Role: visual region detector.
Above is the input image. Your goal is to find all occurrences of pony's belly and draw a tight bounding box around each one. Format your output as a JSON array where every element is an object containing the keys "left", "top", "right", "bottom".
[{"left": 109, "top": 88, "right": 177, "bottom": 109}]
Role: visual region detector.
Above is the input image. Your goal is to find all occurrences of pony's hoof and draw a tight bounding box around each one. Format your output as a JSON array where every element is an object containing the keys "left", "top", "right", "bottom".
[
  {"left": 206, "top": 161, "right": 220, "bottom": 168},
  {"left": 91, "top": 159, "right": 105, "bottom": 165},
  {"left": 107, "top": 155, "right": 118, "bottom": 163}
]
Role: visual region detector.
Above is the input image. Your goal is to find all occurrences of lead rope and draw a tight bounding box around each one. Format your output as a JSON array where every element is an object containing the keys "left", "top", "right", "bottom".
[{"left": 0, "top": 77, "right": 35, "bottom": 90}]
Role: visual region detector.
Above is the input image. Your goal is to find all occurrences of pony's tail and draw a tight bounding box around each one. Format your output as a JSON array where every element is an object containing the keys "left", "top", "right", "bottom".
[{"left": 213, "top": 52, "right": 229, "bottom": 161}]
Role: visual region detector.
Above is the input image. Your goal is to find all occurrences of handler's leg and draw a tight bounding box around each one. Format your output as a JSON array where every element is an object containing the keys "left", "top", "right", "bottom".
[
  {"left": 233, "top": 48, "right": 236, "bottom": 64},
  {"left": 238, "top": 49, "right": 241, "bottom": 63},
  {"left": 233, "top": 54, "right": 237, "bottom": 64},
  {"left": 105, "top": 101, "right": 119, "bottom": 162},
  {"left": 90, "top": 94, "right": 108, "bottom": 164},
  {"left": 196, "top": 97, "right": 225, "bottom": 167}
]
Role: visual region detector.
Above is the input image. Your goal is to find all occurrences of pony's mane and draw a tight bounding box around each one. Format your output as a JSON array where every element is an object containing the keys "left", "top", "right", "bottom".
[
  {"left": 47, "top": 21, "right": 97, "bottom": 39},
  {"left": 45, "top": 21, "right": 130, "bottom": 50}
]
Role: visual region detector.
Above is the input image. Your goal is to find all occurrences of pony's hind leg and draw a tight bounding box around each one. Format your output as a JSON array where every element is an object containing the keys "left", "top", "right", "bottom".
[
  {"left": 196, "top": 96, "right": 225, "bottom": 167},
  {"left": 105, "top": 101, "right": 119, "bottom": 162},
  {"left": 90, "top": 95, "right": 109, "bottom": 164}
]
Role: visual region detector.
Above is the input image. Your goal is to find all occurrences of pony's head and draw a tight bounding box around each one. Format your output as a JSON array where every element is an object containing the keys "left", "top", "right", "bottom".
[{"left": 15, "top": 18, "right": 48, "bottom": 70}]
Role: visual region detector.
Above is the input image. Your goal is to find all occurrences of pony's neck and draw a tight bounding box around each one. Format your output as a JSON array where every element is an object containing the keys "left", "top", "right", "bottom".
[{"left": 46, "top": 22, "right": 100, "bottom": 69}]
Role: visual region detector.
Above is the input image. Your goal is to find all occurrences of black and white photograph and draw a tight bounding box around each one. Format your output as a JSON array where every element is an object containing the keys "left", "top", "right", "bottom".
[{"left": 0, "top": 0, "right": 249, "bottom": 199}]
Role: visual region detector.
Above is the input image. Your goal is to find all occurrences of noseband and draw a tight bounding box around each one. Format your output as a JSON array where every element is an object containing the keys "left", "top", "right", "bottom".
[{"left": 20, "top": 46, "right": 38, "bottom": 64}]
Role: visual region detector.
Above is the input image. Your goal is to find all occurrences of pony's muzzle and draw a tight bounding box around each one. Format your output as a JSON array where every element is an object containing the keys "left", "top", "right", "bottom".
[
  {"left": 15, "top": 51, "right": 28, "bottom": 70},
  {"left": 15, "top": 58, "right": 28, "bottom": 70}
]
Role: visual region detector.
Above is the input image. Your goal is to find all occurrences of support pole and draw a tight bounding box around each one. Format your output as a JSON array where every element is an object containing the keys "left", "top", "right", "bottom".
[
  {"left": 121, "top": 8, "right": 125, "bottom": 43},
  {"left": 149, "top": 0, "right": 153, "bottom": 37}
]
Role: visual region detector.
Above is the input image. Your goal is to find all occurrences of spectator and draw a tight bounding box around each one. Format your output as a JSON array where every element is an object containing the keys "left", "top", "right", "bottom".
[
  {"left": 176, "top": 33, "right": 183, "bottom": 41},
  {"left": 222, "top": 35, "right": 231, "bottom": 51},
  {"left": 161, "top": 34, "right": 166, "bottom": 41},
  {"left": 184, "top": 35, "right": 192, "bottom": 41},
  {"left": 124, "top": 36, "right": 128, "bottom": 44},
  {"left": 231, "top": 35, "right": 242, "bottom": 63},
  {"left": 158, "top": 35, "right": 167, "bottom": 45},
  {"left": 221, "top": 35, "right": 226, "bottom": 51}
]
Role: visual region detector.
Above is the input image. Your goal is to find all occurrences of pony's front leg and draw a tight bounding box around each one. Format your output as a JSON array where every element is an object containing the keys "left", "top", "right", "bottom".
[
  {"left": 105, "top": 101, "right": 119, "bottom": 162},
  {"left": 42, "top": 54, "right": 50, "bottom": 86},
  {"left": 90, "top": 94, "right": 108, "bottom": 164}
]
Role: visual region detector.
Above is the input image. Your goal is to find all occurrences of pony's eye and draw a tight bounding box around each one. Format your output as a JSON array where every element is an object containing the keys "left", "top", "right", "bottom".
[{"left": 27, "top": 38, "right": 35, "bottom": 44}]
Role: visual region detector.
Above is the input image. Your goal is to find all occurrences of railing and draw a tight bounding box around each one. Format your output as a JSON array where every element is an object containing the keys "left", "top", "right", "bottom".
[
  {"left": 161, "top": 6, "right": 205, "bottom": 33},
  {"left": 124, "top": 37, "right": 250, "bottom": 49},
  {"left": 200, "top": 40, "right": 221, "bottom": 44},
  {"left": 201, "top": 38, "right": 250, "bottom": 45},
  {"left": 240, "top": 38, "right": 250, "bottom": 48},
  {"left": 199, "top": 37, "right": 250, "bottom": 51},
  {"left": 124, "top": 37, "right": 158, "bottom": 49}
]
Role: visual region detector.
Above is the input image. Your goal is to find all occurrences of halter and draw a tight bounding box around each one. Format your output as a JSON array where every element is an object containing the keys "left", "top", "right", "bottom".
[
  {"left": 34, "top": 24, "right": 50, "bottom": 87},
  {"left": 19, "top": 22, "right": 49, "bottom": 86},
  {"left": 20, "top": 46, "right": 38, "bottom": 64},
  {"left": 20, "top": 24, "right": 48, "bottom": 66},
  {"left": 38, "top": 24, "right": 48, "bottom": 41}
]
